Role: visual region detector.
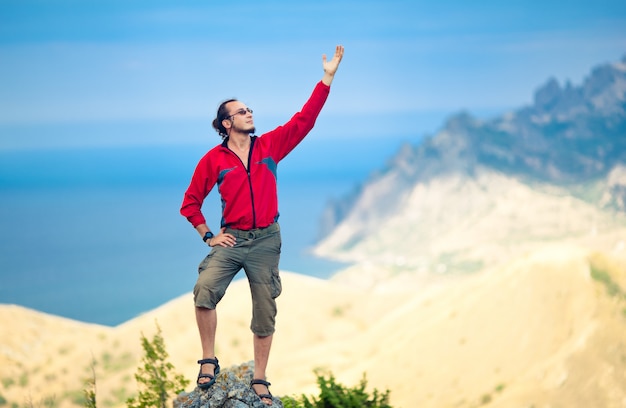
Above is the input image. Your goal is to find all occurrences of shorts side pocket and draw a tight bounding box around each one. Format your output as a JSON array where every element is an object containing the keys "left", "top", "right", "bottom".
[{"left": 271, "top": 267, "right": 282, "bottom": 299}]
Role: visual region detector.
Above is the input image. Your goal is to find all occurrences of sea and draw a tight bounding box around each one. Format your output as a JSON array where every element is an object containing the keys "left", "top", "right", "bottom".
[{"left": 0, "top": 114, "right": 448, "bottom": 326}]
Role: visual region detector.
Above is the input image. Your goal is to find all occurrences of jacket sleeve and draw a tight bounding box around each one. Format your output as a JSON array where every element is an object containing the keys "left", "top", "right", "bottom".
[
  {"left": 264, "top": 81, "right": 330, "bottom": 162},
  {"left": 180, "top": 153, "right": 217, "bottom": 227}
]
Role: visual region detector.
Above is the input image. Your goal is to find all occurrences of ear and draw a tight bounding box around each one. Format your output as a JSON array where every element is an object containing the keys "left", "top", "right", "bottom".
[{"left": 222, "top": 118, "right": 232, "bottom": 131}]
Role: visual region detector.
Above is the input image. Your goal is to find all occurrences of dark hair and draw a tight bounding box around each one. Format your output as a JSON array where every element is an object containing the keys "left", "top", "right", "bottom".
[{"left": 212, "top": 98, "right": 237, "bottom": 139}]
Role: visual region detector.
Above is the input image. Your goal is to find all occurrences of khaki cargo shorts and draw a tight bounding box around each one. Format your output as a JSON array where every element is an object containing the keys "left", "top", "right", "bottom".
[{"left": 193, "top": 222, "right": 282, "bottom": 337}]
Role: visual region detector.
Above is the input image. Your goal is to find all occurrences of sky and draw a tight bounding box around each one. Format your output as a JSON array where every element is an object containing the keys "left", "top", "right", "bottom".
[
  {"left": 0, "top": 0, "right": 625, "bottom": 149},
  {"left": 0, "top": 0, "right": 625, "bottom": 324}
]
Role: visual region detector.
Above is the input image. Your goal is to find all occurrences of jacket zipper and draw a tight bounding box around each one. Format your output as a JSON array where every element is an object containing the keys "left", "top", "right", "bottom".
[
  {"left": 226, "top": 137, "right": 257, "bottom": 229},
  {"left": 247, "top": 138, "right": 256, "bottom": 229}
]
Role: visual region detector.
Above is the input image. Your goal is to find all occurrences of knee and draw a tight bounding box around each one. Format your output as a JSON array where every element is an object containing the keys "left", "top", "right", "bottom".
[
  {"left": 250, "top": 295, "right": 277, "bottom": 336},
  {"left": 193, "top": 283, "right": 224, "bottom": 309}
]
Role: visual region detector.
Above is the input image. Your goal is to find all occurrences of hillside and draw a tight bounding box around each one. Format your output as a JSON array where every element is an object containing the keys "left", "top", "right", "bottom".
[
  {"left": 314, "top": 166, "right": 626, "bottom": 288},
  {"left": 1, "top": 249, "right": 625, "bottom": 407},
  {"left": 0, "top": 272, "right": 410, "bottom": 407}
]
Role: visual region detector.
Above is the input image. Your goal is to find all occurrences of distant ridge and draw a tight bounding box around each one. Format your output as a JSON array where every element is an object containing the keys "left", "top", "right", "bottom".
[{"left": 315, "top": 55, "right": 626, "bottom": 279}]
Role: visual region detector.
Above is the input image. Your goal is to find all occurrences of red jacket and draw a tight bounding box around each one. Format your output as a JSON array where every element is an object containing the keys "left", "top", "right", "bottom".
[{"left": 180, "top": 81, "right": 330, "bottom": 230}]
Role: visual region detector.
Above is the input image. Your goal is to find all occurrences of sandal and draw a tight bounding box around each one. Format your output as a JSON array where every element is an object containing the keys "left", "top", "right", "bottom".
[
  {"left": 250, "top": 378, "right": 273, "bottom": 404},
  {"left": 196, "top": 357, "right": 220, "bottom": 389}
]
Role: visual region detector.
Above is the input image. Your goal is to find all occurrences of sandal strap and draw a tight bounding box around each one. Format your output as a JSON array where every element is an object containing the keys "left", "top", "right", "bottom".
[
  {"left": 197, "top": 357, "right": 219, "bottom": 366},
  {"left": 251, "top": 378, "right": 271, "bottom": 387},
  {"left": 251, "top": 378, "right": 273, "bottom": 400}
]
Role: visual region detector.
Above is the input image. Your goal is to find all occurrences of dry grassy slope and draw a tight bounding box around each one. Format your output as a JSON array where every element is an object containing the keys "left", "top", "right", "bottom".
[
  {"left": 315, "top": 168, "right": 626, "bottom": 279},
  {"left": 0, "top": 306, "right": 111, "bottom": 404},
  {"left": 331, "top": 246, "right": 626, "bottom": 408},
  {"left": 0, "top": 272, "right": 409, "bottom": 408},
  {"left": 1, "top": 248, "right": 625, "bottom": 408}
]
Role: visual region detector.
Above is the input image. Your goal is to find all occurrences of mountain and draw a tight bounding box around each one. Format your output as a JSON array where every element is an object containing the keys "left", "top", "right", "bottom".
[{"left": 314, "top": 55, "right": 626, "bottom": 285}]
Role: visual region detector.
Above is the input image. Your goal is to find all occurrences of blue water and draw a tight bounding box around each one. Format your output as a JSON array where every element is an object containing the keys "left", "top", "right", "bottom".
[{"left": 0, "top": 134, "right": 423, "bottom": 326}]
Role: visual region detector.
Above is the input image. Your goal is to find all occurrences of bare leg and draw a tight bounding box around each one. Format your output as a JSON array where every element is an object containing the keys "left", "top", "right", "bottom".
[
  {"left": 252, "top": 333, "right": 273, "bottom": 405},
  {"left": 196, "top": 306, "right": 217, "bottom": 384}
]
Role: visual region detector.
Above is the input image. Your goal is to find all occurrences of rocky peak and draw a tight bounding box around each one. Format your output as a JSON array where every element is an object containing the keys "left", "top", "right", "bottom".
[
  {"left": 533, "top": 77, "right": 563, "bottom": 111},
  {"left": 530, "top": 55, "right": 626, "bottom": 119},
  {"left": 447, "top": 55, "right": 626, "bottom": 183},
  {"left": 174, "top": 361, "right": 283, "bottom": 408},
  {"left": 318, "top": 55, "right": 626, "bottom": 240}
]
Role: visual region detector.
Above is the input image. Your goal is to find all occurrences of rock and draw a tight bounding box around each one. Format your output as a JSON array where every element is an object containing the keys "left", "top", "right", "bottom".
[{"left": 174, "top": 361, "right": 283, "bottom": 408}]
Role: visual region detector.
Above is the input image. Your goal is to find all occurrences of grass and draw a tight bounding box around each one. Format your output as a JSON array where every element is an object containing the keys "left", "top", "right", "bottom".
[
  {"left": 332, "top": 304, "right": 349, "bottom": 317},
  {"left": 589, "top": 253, "right": 626, "bottom": 300},
  {"left": 100, "top": 351, "right": 135, "bottom": 372},
  {"left": 478, "top": 383, "right": 506, "bottom": 406},
  {"left": 66, "top": 388, "right": 87, "bottom": 406},
  {"left": 103, "top": 386, "right": 132, "bottom": 408},
  {"left": 1, "top": 378, "right": 14, "bottom": 389},
  {"left": 18, "top": 373, "right": 28, "bottom": 388},
  {"left": 591, "top": 267, "right": 623, "bottom": 298},
  {"left": 58, "top": 345, "right": 72, "bottom": 356}
]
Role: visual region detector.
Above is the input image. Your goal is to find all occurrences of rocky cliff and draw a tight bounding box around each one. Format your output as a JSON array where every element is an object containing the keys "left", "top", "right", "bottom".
[{"left": 314, "top": 55, "right": 626, "bottom": 283}]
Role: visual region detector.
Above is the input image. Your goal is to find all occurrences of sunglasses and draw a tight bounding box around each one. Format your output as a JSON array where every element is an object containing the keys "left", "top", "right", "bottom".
[{"left": 227, "top": 107, "right": 253, "bottom": 120}]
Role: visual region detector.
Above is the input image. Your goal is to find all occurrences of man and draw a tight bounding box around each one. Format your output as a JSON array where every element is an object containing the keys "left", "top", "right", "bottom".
[{"left": 180, "top": 45, "right": 344, "bottom": 405}]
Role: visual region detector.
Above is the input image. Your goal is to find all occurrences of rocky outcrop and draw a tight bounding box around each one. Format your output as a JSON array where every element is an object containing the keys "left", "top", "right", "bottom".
[
  {"left": 174, "top": 361, "right": 283, "bottom": 408},
  {"left": 318, "top": 55, "right": 626, "bottom": 247}
]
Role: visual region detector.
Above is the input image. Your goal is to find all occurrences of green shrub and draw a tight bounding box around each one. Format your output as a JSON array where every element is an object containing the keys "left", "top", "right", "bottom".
[
  {"left": 283, "top": 370, "right": 393, "bottom": 408},
  {"left": 1, "top": 378, "right": 14, "bottom": 389},
  {"left": 589, "top": 253, "right": 626, "bottom": 299},
  {"left": 126, "top": 322, "right": 189, "bottom": 408},
  {"left": 18, "top": 373, "right": 28, "bottom": 387},
  {"left": 82, "top": 357, "right": 97, "bottom": 408}
]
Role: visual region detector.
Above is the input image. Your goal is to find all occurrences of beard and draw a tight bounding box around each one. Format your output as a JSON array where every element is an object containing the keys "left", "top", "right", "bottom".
[{"left": 232, "top": 122, "right": 256, "bottom": 135}]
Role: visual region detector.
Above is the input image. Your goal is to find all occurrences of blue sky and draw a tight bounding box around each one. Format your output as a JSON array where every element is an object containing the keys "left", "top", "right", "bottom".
[
  {"left": 1, "top": 0, "right": 625, "bottom": 148},
  {"left": 0, "top": 0, "right": 625, "bottom": 324}
]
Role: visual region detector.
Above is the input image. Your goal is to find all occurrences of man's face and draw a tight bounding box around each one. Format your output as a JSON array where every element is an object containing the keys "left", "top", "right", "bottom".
[{"left": 224, "top": 101, "right": 256, "bottom": 135}]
